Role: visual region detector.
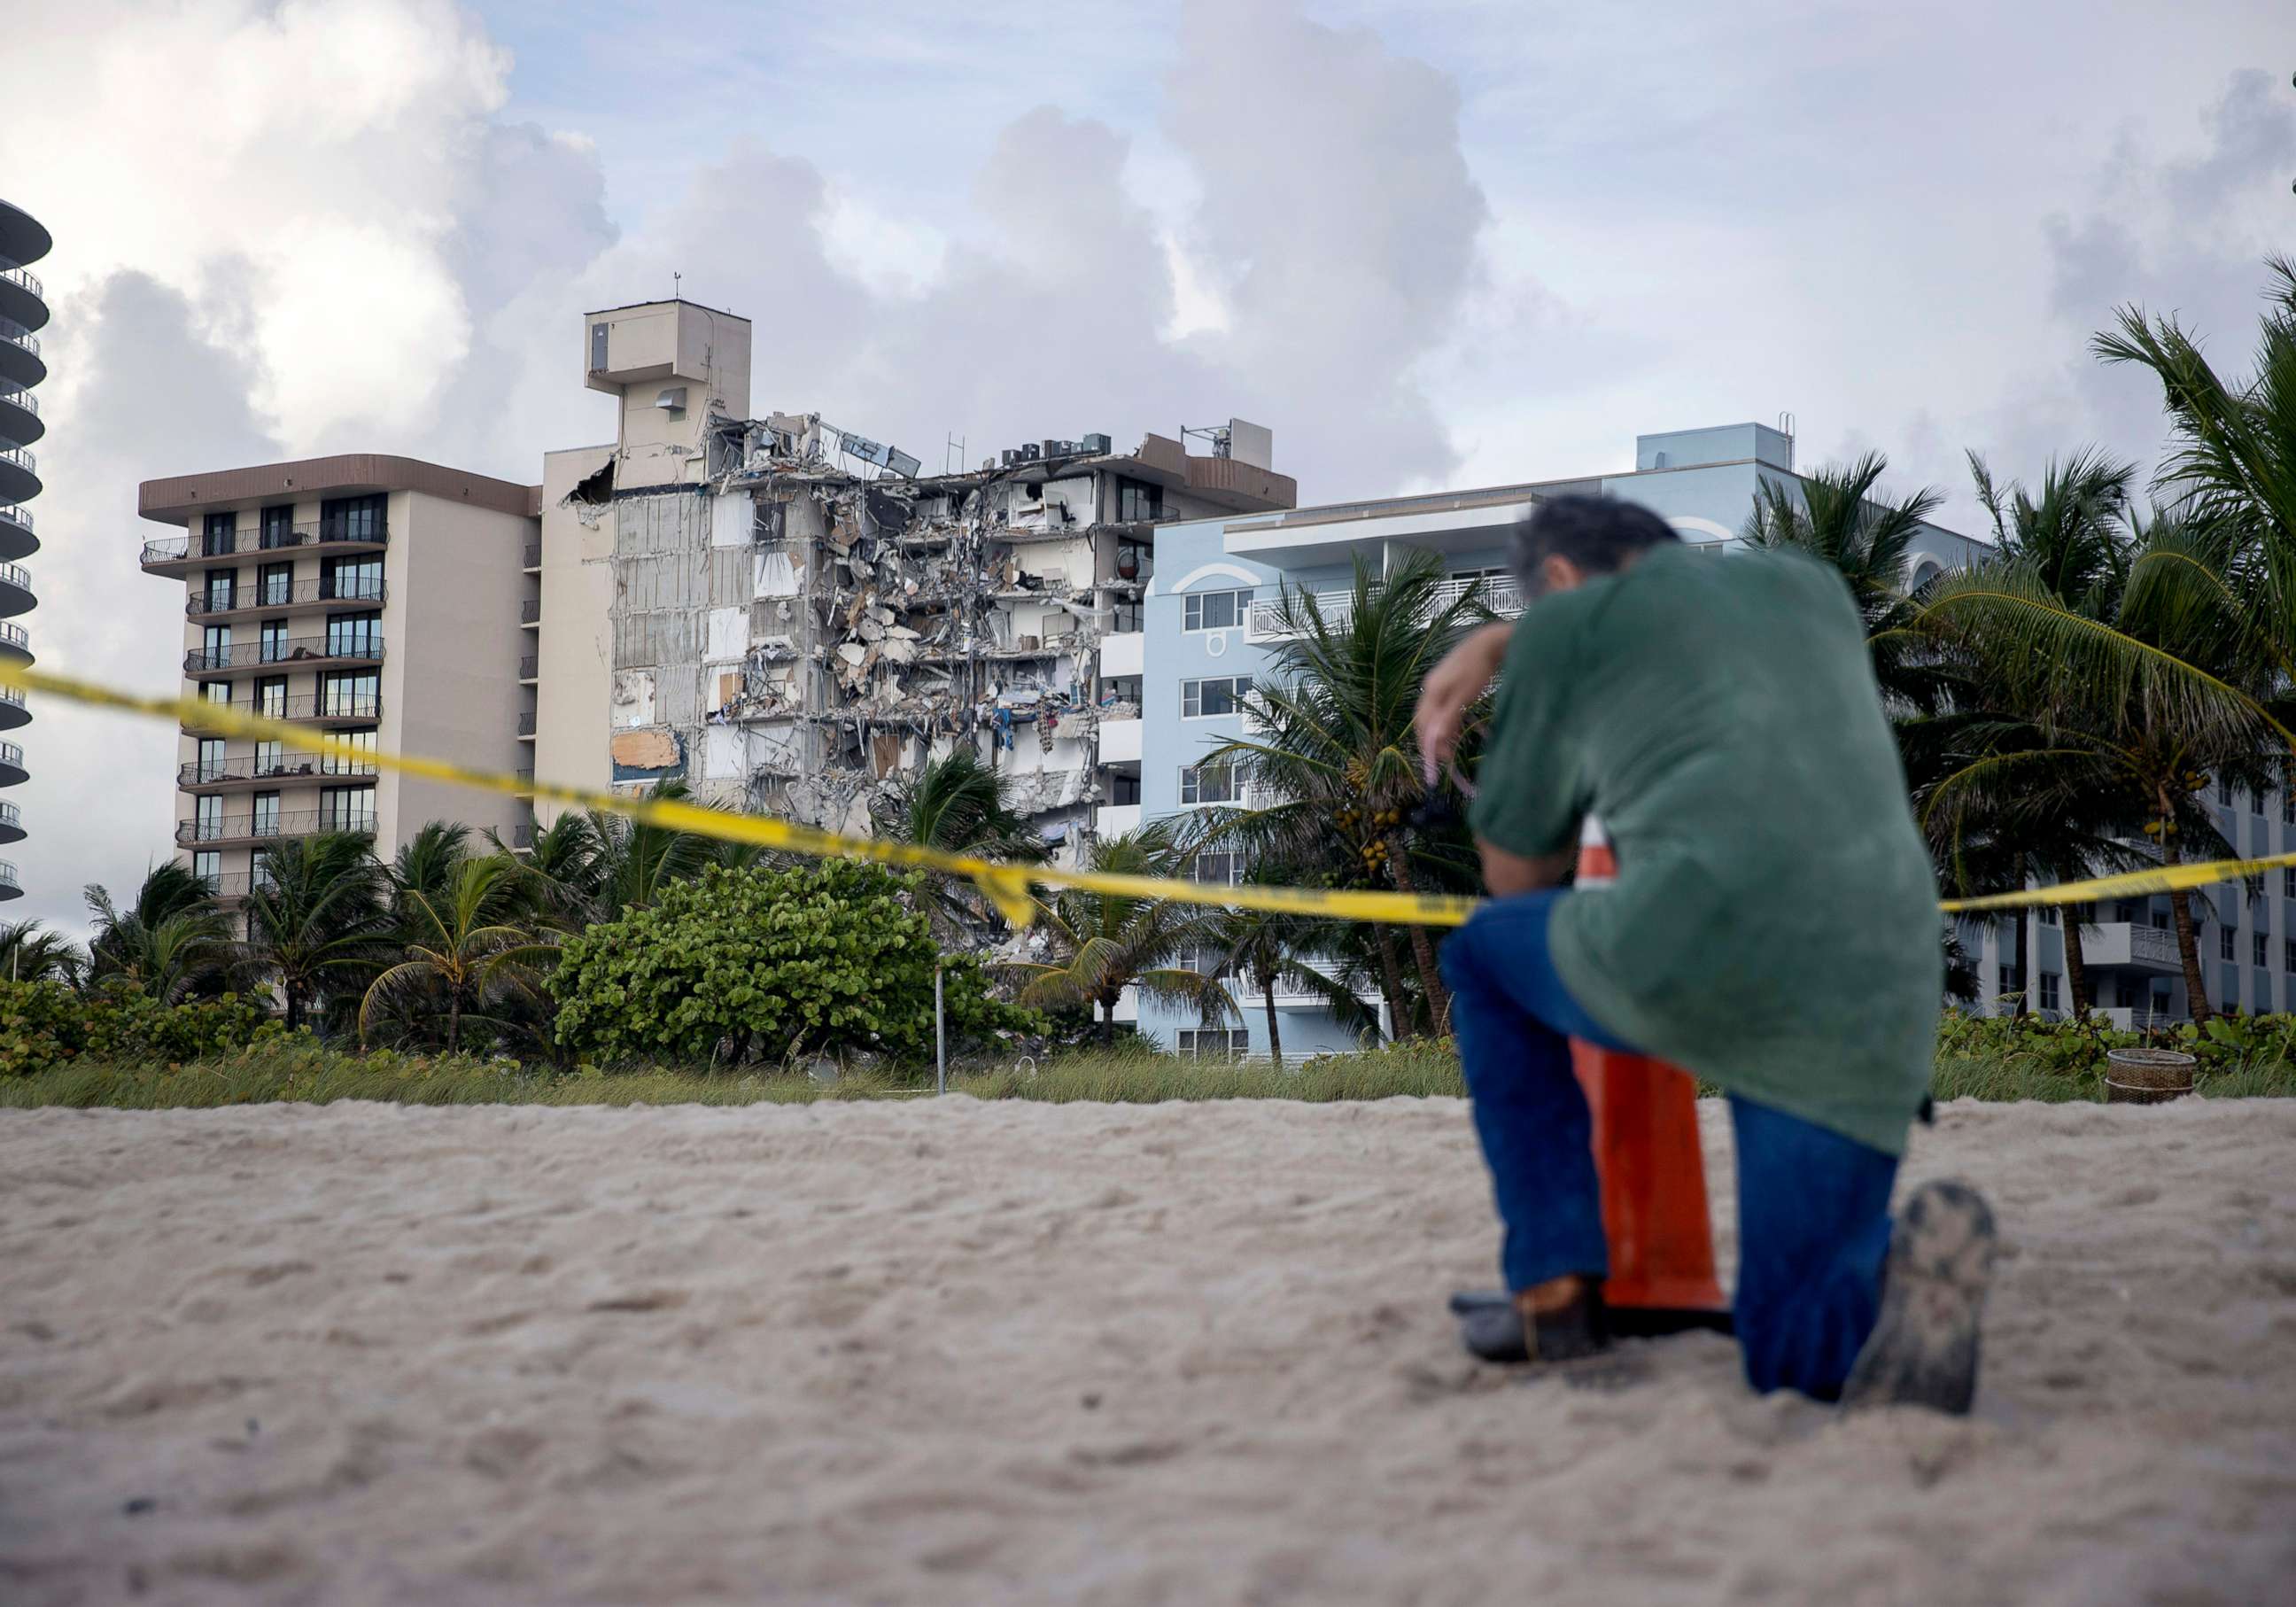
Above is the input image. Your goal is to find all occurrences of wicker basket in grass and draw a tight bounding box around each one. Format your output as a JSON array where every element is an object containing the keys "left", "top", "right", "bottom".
[{"left": 2104, "top": 1046, "right": 2197, "bottom": 1106}]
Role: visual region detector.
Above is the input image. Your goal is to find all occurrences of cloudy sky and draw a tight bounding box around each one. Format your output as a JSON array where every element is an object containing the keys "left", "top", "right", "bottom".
[{"left": 1, "top": 0, "right": 2290, "bottom": 933}]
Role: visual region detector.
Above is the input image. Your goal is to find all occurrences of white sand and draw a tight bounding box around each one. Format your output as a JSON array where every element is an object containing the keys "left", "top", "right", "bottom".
[{"left": 2, "top": 1096, "right": 2292, "bottom": 1605}]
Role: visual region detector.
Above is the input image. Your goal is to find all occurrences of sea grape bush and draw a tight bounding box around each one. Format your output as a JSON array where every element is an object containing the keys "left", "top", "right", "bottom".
[
  {"left": 547, "top": 859, "right": 1037, "bottom": 1067},
  {"left": 0, "top": 979, "right": 282, "bottom": 1076}
]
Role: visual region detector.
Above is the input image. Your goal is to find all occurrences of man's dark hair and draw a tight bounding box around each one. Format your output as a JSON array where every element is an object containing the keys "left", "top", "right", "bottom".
[{"left": 1510, "top": 494, "right": 1680, "bottom": 594}]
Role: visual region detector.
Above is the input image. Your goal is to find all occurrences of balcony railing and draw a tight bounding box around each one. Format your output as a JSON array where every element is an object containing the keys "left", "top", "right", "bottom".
[
  {"left": 0, "top": 320, "right": 36, "bottom": 357},
  {"left": 140, "top": 515, "right": 390, "bottom": 567},
  {"left": 0, "top": 860, "right": 17, "bottom": 892},
  {"left": 189, "top": 693, "right": 382, "bottom": 726},
  {"left": 0, "top": 800, "right": 18, "bottom": 829},
  {"left": 0, "top": 621, "right": 27, "bottom": 652},
  {"left": 519, "top": 598, "right": 541, "bottom": 624},
  {"left": 0, "top": 445, "right": 35, "bottom": 475},
  {"left": 178, "top": 809, "right": 326, "bottom": 845},
  {"left": 0, "top": 687, "right": 24, "bottom": 714},
  {"left": 523, "top": 540, "right": 541, "bottom": 568},
  {"left": 185, "top": 576, "right": 387, "bottom": 617},
  {"left": 0, "top": 561, "right": 31, "bottom": 593},
  {"left": 179, "top": 754, "right": 378, "bottom": 788},
  {"left": 0, "top": 740, "right": 21, "bottom": 769},
  {"left": 199, "top": 872, "right": 256, "bottom": 899},
  {"left": 0, "top": 505, "right": 27, "bottom": 532},
  {"left": 184, "top": 634, "right": 384, "bottom": 673},
  {"left": 519, "top": 655, "right": 538, "bottom": 679},
  {"left": 0, "top": 264, "right": 43, "bottom": 299},
  {"left": 516, "top": 710, "right": 536, "bottom": 735},
  {"left": 0, "top": 385, "right": 36, "bottom": 418},
  {"left": 1248, "top": 573, "right": 1524, "bottom": 638}
]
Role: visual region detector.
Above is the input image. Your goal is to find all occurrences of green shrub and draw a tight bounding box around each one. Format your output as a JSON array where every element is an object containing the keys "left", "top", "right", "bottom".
[
  {"left": 0, "top": 979, "right": 282, "bottom": 1077},
  {"left": 547, "top": 860, "right": 1039, "bottom": 1067}
]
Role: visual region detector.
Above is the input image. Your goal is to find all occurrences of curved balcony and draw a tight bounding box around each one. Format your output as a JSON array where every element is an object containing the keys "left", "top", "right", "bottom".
[
  {"left": 0, "top": 204, "right": 50, "bottom": 274},
  {"left": 0, "top": 383, "right": 40, "bottom": 448},
  {"left": 0, "top": 619, "right": 28, "bottom": 666},
  {"left": 0, "top": 798, "right": 21, "bottom": 844},
  {"left": 179, "top": 753, "right": 377, "bottom": 791},
  {"left": 0, "top": 318, "right": 42, "bottom": 392},
  {"left": 182, "top": 634, "right": 384, "bottom": 677},
  {"left": 0, "top": 442, "right": 37, "bottom": 506},
  {"left": 0, "top": 858, "right": 19, "bottom": 902},
  {"left": 183, "top": 693, "right": 382, "bottom": 731},
  {"left": 139, "top": 514, "right": 389, "bottom": 573},
  {"left": 0, "top": 503, "right": 28, "bottom": 563},
  {"left": 0, "top": 559, "right": 30, "bottom": 618},
  {"left": 0, "top": 740, "right": 23, "bottom": 788},
  {"left": 0, "top": 685, "right": 26, "bottom": 733},
  {"left": 185, "top": 576, "right": 387, "bottom": 621},
  {"left": 0, "top": 262, "right": 44, "bottom": 338}
]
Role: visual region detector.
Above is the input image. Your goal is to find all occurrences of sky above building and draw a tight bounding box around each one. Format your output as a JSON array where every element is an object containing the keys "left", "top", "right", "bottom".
[{"left": 1, "top": 0, "right": 2290, "bottom": 930}]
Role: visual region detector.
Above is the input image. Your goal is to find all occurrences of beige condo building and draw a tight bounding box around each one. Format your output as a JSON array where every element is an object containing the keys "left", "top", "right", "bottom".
[{"left": 137, "top": 456, "right": 540, "bottom": 897}]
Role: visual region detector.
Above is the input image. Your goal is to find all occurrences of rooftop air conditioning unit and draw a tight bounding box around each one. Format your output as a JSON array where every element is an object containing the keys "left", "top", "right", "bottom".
[
  {"left": 1018, "top": 443, "right": 1042, "bottom": 462},
  {"left": 1080, "top": 432, "right": 1112, "bottom": 454}
]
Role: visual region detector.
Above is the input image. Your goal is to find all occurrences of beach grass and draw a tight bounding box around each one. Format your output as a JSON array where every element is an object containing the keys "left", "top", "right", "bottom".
[{"left": 4, "top": 1034, "right": 2293, "bottom": 1110}]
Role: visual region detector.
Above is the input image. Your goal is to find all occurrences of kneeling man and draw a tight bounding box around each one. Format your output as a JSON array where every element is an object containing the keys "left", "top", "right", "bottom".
[{"left": 1416, "top": 496, "right": 1995, "bottom": 1412}]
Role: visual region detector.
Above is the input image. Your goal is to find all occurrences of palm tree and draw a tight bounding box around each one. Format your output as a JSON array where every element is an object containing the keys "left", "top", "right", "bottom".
[
  {"left": 84, "top": 864, "right": 231, "bottom": 1001},
  {"left": 1002, "top": 830, "right": 1236, "bottom": 1045},
  {"left": 1210, "top": 886, "right": 1377, "bottom": 1069},
  {"left": 0, "top": 919, "right": 80, "bottom": 984},
  {"left": 360, "top": 855, "right": 553, "bottom": 1054},
  {"left": 238, "top": 832, "right": 394, "bottom": 1031},
  {"left": 1917, "top": 512, "right": 2284, "bottom": 1022},
  {"left": 1742, "top": 451, "right": 1953, "bottom": 714},
  {"left": 887, "top": 748, "right": 1046, "bottom": 935},
  {"left": 1206, "top": 548, "right": 1488, "bottom": 1036},
  {"left": 390, "top": 821, "right": 473, "bottom": 920}
]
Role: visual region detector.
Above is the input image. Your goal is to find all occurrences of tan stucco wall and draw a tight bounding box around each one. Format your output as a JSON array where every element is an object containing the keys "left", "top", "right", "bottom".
[{"left": 532, "top": 444, "right": 617, "bottom": 827}]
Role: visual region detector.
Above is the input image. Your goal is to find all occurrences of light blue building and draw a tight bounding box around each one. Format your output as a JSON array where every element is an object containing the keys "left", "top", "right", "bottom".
[{"left": 1107, "top": 422, "right": 2002, "bottom": 1053}]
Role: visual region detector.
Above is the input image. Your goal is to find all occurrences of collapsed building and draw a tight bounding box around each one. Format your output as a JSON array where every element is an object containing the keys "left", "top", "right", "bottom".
[{"left": 529, "top": 299, "right": 1295, "bottom": 863}]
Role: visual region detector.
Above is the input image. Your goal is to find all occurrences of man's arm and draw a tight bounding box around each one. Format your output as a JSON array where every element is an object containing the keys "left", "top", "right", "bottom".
[
  {"left": 1478, "top": 839, "right": 1572, "bottom": 897},
  {"left": 1416, "top": 621, "right": 1514, "bottom": 784}
]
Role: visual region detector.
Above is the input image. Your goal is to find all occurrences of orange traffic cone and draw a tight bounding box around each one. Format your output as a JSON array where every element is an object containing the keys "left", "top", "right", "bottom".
[{"left": 1570, "top": 818, "right": 1733, "bottom": 1331}]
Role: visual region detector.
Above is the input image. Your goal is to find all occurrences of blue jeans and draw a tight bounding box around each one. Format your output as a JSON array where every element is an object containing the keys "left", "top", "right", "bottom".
[{"left": 1439, "top": 889, "right": 1900, "bottom": 1400}]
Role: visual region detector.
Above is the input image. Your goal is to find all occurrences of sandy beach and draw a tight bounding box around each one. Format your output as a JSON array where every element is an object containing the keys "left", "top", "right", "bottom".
[{"left": 2, "top": 1095, "right": 2291, "bottom": 1604}]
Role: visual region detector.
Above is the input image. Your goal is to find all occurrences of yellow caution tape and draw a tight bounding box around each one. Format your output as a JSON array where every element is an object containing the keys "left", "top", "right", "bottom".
[{"left": 4, "top": 660, "right": 2285, "bottom": 928}]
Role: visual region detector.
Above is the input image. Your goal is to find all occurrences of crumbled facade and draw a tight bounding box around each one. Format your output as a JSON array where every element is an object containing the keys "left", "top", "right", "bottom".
[{"left": 563, "top": 298, "right": 1293, "bottom": 864}]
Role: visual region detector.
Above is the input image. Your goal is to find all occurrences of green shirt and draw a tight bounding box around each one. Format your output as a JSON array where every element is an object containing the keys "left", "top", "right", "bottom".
[{"left": 1470, "top": 542, "right": 1940, "bottom": 1155}]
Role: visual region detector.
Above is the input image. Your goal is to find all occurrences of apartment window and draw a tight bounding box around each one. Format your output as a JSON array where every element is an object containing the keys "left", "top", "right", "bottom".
[
  {"left": 320, "top": 785, "right": 376, "bottom": 834},
  {"left": 2219, "top": 924, "right": 2236, "bottom": 961},
  {"left": 1190, "top": 850, "right": 1245, "bottom": 887},
  {"left": 1183, "top": 589, "right": 1252, "bottom": 633},
  {"left": 194, "top": 794, "right": 224, "bottom": 841},
  {"left": 259, "top": 505, "right": 296, "bottom": 549},
  {"left": 2255, "top": 932, "right": 2270, "bottom": 968},
  {"left": 326, "top": 611, "right": 382, "bottom": 657},
  {"left": 2285, "top": 938, "right": 2295, "bottom": 974},
  {"left": 251, "top": 791, "right": 280, "bottom": 838},
  {"left": 320, "top": 493, "right": 384, "bottom": 544},
  {"left": 1107, "top": 770, "right": 1141, "bottom": 806},
  {"left": 259, "top": 618, "right": 291, "bottom": 663},
  {"left": 2217, "top": 779, "right": 2232, "bottom": 805},
  {"left": 2037, "top": 903, "right": 2058, "bottom": 927},
  {"left": 194, "top": 737, "right": 225, "bottom": 783},
  {"left": 200, "top": 680, "right": 231, "bottom": 706},
  {"left": 320, "top": 671, "right": 379, "bottom": 719},
  {"left": 2149, "top": 904, "right": 2171, "bottom": 931},
  {"left": 2113, "top": 898, "right": 2137, "bottom": 922},
  {"left": 324, "top": 555, "right": 383, "bottom": 603},
  {"left": 1179, "top": 764, "right": 1241, "bottom": 805},
  {"left": 258, "top": 561, "right": 293, "bottom": 608},
  {"left": 252, "top": 676, "right": 288, "bottom": 718},
  {"left": 322, "top": 728, "right": 377, "bottom": 776},
  {"left": 1175, "top": 1029, "right": 1250, "bottom": 1060},
  {"left": 2253, "top": 789, "right": 2267, "bottom": 817},
  {"left": 191, "top": 850, "right": 221, "bottom": 892},
  {"left": 1115, "top": 477, "right": 1162, "bottom": 524},
  {"left": 1182, "top": 675, "right": 1252, "bottom": 718},
  {"left": 2283, "top": 791, "right": 2294, "bottom": 827},
  {"left": 2039, "top": 972, "right": 2060, "bottom": 1013},
  {"left": 253, "top": 739, "right": 284, "bottom": 779},
  {"left": 252, "top": 851, "right": 278, "bottom": 894},
  {"left": 1107, "top": 598, "right": 1144, "bottom": 633},
  {"left": 1170, "top": 944, "right": 1229, "bottom": 979},
  {"left": 203, "top": 569, "right": 236, "bottom": 613},
  {"left": 1996, "top": 964, "right": 2015, "bottom": 998},
  {"left": 589, "top": 320, "right": 609, "bottom": 373},
  {"left": 198, "top": 624, "right": 231, "bottom": 672},
  {"left": 2284, "top": 866, "right": 2295, "bottom": 898},
  {"left": 201, "top": 511, "right": 237, "bottom": 557}
]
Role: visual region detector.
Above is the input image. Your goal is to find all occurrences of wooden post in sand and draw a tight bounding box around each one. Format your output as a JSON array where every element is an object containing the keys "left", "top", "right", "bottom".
[{"left": 935, "top": 964, "right": 947, "bottom": 1097}]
